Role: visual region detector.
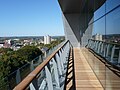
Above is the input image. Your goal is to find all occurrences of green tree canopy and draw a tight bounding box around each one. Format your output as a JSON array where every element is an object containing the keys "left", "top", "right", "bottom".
[
  {"left": 0, "top": 46, "right": 42, "bottom": 79},
  {"left": 0, "top": 48, "right": 13, "bottom": 54}
]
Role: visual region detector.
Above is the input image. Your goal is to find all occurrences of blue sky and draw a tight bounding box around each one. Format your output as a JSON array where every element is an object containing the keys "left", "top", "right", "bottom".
[{"left": 0, "top": 0, "right": 64, "bottom": 37}]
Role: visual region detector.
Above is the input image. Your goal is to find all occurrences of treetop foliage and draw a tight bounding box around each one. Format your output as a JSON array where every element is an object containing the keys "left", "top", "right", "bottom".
[{"left": 0, "top": 46, "right": 42, "bottom": 80}]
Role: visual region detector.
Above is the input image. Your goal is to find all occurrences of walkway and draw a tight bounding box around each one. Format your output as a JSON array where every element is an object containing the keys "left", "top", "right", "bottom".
[{"left": 73, "top": 48, "right": 103, "bottom": 90}]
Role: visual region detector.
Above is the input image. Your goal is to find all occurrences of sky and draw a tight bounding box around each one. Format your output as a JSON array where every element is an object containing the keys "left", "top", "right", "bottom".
[{"left": 0, "top": 0, "right": 64, "bottom": 37}]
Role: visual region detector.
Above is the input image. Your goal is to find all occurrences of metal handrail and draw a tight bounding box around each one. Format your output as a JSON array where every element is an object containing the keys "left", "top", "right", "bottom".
[
  {"left": 87, "top": 39, "right": 120, "bottom": 74},
  {"left": 89, "top": 39, "right": 120, "bottom": 46},
  {"left": 13, "top": 40, "right": 69, "bottom": 90}
]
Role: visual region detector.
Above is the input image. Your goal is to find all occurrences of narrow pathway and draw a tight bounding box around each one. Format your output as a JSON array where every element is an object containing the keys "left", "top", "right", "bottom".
[
  {"left": 74, "top": 48, "right": 103, "bottom": 90},
  {"left": 64, "top": 48, "right": 76, "bottom": 90}
]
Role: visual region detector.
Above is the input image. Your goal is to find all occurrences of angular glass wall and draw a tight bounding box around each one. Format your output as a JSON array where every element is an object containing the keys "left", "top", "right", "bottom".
[
  {"left": 94, "top": 3, "right": 106, "bottom": 21},
  {"left": 93, "top": 17, "right": 106, "bottom": 89},
  {"left": 82, "top": 0, "right": 106, "bottom": 89},
  {"left": 82, "top": 0, "right": 120, "bottom": 89},
  {"left": 106, "top": 0, "right": 120, "bottom": 89},
  {"left": 92, "top": 1, "right": 106, "bottom": 88},
  {"left": 88, "top": 0, "right": 120, "bottom": 90}
]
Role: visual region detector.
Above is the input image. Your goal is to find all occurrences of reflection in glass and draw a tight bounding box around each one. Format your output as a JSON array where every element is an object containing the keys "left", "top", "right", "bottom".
[
  {"left": 94, "top": 2, "right": 105, "bottom": 21},
  {"left": 92, "top": 17, "right": 105, "bottom": 42},
  {"left": 106, "top": 7, "right": 120, "bottom": 43},
  {"left": 106, "top": 0, "right": 120, "bottom": 13},
  {"left": 106, "top": 6, "right": 120, "bottom": 90}
]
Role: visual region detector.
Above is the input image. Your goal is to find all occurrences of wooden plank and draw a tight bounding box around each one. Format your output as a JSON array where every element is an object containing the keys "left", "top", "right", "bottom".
[
  {"left": 73, "top": 48, "right": 103, "bottom": 90},
  {"left": 82, "top": 48, "right": 120, "bottom": 90}
]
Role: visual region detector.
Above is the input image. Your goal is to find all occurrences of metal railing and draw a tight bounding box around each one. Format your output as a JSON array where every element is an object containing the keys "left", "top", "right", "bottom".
[
  {"left": 87, "top": 39, "right": 120, "bottom": 67},
  {"left": 13, "top": 40, "right": 72, "bottom": 90},
  {"left": 0, "top": 41, "right": 66, "bottom": 90},
  {"left": 0, "top": 54, "right": 43, "bottom": 90}
]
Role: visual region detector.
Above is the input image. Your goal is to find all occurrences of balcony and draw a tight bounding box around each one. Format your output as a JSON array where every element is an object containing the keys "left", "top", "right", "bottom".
[
  {"left": 11, "top": 40, "right": 120, "bottom": 90},
  {"left": 0, "top": 0, "right": 120, "bottom": 90}
]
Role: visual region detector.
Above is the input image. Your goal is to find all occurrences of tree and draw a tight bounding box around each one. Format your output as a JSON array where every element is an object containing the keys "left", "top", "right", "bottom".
[
  {"left": 16, "top": 45, "right": 42, "bottom": 62},
  {"left": 0, "top": 48, "right": 13, "bottom": 55},
  {"left": 0, "top": 46, "right": 42, "bottom": 86}
]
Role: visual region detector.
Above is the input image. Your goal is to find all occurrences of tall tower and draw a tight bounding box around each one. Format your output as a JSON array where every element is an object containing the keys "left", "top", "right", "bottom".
[{"left": 44, "top": 35, "right": 51, "bottom": 44}]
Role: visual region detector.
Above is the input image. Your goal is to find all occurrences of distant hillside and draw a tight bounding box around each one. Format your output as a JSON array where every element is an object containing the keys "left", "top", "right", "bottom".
[
  {"left": 0, "top": 36, "right": 65, "bottom": 40},
  {"left": 102, "top": 34, "right": 120, "bottom": 43},
  {"left": 102, "top": 34, "right": 120, "bottom": 39}
]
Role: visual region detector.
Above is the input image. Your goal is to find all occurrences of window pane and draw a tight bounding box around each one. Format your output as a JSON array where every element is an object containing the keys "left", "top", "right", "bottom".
[
  {"left": 94, "top": 3, "right": 105, "bottom": 21},
  {"left": 106, "top": 6, "right": 120, "bottom": 90},
  {"left": 106, "top": 0, "right": 120, "bottom": 13}
]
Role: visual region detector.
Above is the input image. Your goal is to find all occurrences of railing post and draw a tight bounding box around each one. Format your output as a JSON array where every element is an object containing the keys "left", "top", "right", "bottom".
[
  {"left": 16, "top": 69, "right": 21, "bottom": 84},
  {"left": 30, "top": 83, "right": 36, "bottom": 90},
  {"left": 30, "top": 60, "right": 34, "bottom": 71},
  {"left": 39, "top": 79, "right": 47, "bottom": 90},
  {"left": 101, "top": 43, "right": 104, "bottom": 55},
  {"left": 95, "top": 41, "right": 97, "bottom": 51},
  {"left": 97, "top": 42, "right": 101, "bottom": 54},
  {"left": 110, "top": 45, "right": 115, "bottom": 62},
  {"left": 103, "top": 43, "right": 106, "bottom": 57},
  {"left": 95, "top": 41, "right": 98, "bottom": 51},
  {"left": 91, "top": 40, "right": 94, "bottom": 49},
  {"left": 106, "top": 44, "right": 110, "bottom": 58},
  {"left": 56, "top": 53, "right": 63, "bottom": 76},
  {"left": 61, "top": 46, "right": 68, "bottom": 66},
  {"left": 45, "top": 65, "right": 53, "bottom": 90},
  {"left": 30, "top": 78, "right": 39, "bottom": 90},
  {"left": 93, "top": 41, "right": 96, "bottom": 50},
  {"left": 52, "top": 58, "right": 60, "bottom": 89},
  {"left": 118, "top": 50, "right": 120, "bottom": 65},
  {"left": 63, "top": 43, "right": 69, "bottom": 64},
  {"left": 61, "top": 48, "right": 66, "bottom": 64},
  {"left": 38, "top": 68, "right": 46, "bottom": 89}
]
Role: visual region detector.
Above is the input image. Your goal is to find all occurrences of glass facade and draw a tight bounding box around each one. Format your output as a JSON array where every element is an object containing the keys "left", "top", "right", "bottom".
[{"left": 84, "top": 0, "right": 120, "bottom": 90}]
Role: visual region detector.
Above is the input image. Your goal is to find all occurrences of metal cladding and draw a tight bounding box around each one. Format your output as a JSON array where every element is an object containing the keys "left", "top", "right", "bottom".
[{"left": 58, "top": 0, "right": 106, "bottom": 47}]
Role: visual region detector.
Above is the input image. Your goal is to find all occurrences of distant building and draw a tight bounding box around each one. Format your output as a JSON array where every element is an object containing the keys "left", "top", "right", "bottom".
[
  {"left": 41, "top": 47, "right": 49, "bottom": 53},
  {"left": 13, "top": 39, "right": 20, "bottom": 41},
  {"left": 6, "top": 39, "right": 11, "bottom": 44},
  {"left": 94, "top": 34, "right": 102, "bottom": 41},
  {"left": 4, "top": 39, "right": 14, "bottom": 48},
  {"left": 51, "top": 38, "right": 56, "bottom": 42},
  {"left": 39, "top": 39, "right": 44, "bottom": 44},
  {"left": 4, "top": 40, "right": 11, "bottom": 48},
  {"left": 0, "top": 42, "right": 4, "bottom": 48},
  {"left": 44, "top": 35, "right": 51, "bottom": 44},
  {"left": 12, "top": 44, "right": 23, "bottom": 51}
]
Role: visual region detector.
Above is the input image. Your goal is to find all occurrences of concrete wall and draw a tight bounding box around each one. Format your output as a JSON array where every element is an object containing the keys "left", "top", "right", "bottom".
[
  {"left": 62, "top": 12, "right": 93, "bottom": 47},
  {"left": 62, "top": 13, "right": 81, "bottom": 47}
]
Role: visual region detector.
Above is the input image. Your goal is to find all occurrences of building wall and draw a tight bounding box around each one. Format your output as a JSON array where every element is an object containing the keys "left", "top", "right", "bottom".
[
  {"left": 62, "top": 13, "right": 93, "bottom": 47},
  {"left": 62, "top": 13, "right": 80, "bottom": 47},
  {"left": 86, "top": 0, "right": 120, "bottom": 89}
]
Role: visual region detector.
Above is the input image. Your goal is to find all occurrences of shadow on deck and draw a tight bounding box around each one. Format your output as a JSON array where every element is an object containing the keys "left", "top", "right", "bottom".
[{"left": 64, "top": 48, "right": 76, "bottom": 90}]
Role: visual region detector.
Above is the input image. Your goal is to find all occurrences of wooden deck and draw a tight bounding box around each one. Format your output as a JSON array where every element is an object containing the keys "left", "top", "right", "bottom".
[{"left": 73, "top": 48, "right": 103, "bottom": 90}]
